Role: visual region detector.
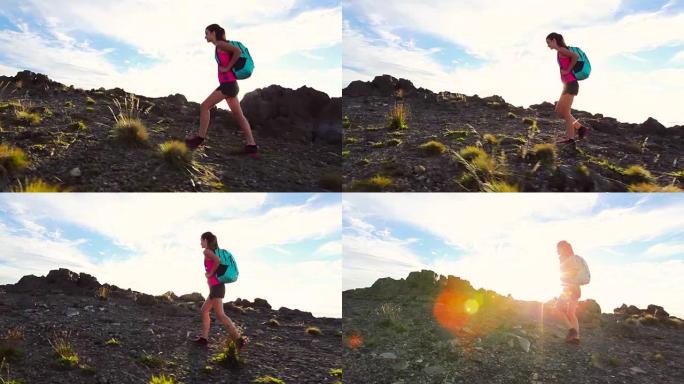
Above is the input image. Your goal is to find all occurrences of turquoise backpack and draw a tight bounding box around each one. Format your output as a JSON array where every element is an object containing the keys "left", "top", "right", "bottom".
[
  {"left": 214, "top": 40, "right": 254, "bottom": 80},
  {"left": 568, "top": 46, "right": 591, "bottom": 80},
  {"left": 214, "top": 248, "right": 239, "bottom": 284}
]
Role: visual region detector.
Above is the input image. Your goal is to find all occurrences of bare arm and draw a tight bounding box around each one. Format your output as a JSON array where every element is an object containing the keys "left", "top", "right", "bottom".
[
  {"left": 558, "top": 47, "right": 580, "bottom": 74},
  {"left": 204, "top": 249, "right": 221, "bottom": 277},
  {"left": 216, "top": 41, "right": 242, "bottom": 72}
]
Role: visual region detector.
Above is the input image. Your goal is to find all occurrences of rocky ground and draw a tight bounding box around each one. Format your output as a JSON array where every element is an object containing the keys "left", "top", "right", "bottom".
[
  {"left": 0, "top": 269, "right": 342, "bottom": 384},
  {"left": 343, "top": 270, "right": 684, "bottom": 384},
  {"left": 343, "top": 75, "right": 684, "bottom": 192},
  {"left": 0, "top": 71, "right": 342, "bottom": 192}
]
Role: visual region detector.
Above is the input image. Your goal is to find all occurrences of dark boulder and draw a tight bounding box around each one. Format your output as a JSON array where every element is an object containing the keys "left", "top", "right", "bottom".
[
  {"left": 639, "top": 117, "right": 667, "bottom": 135},
  {"left": 646, "top": 304, "right": 669, "bottom": 319}
]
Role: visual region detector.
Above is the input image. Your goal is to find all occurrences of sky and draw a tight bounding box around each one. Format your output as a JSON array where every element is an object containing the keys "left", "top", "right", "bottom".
[
  {"left": 0, "top": 193, "right": 342, "bottom": 318},
  {"left": 0, "top": 0, "right": 342, "bottom": 106},
  {"left": 343, "top": 193, "right": 684, "bottom": 318},
  {"left": 343, "top": 0, "right": 684, "bottom": 126}
]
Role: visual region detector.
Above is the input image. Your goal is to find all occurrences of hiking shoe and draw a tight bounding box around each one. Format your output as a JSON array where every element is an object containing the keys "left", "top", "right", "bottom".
[
  {"left": 185, "top": 135, "right": 205, "bottom": 150},
  {"left": 577, "top": 125, "right": 589, "bottom": 140},
  {"left": 192, "top": 336, "right": 208, "bottom": 345},
  {"left": 556, "top": 138, "right": 576, "bottom": 145},
  {"left": 564, "top": 329, "right": 580, "bottom": 344},
  {"left": 244, "top": 144, "right": 259, "bottom": 156},
  {"left": 237, "top": 335, "right": 249, "bottom": 351}
]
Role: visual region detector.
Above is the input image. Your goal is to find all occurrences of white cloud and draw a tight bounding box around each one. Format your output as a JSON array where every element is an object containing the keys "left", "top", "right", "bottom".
[
  {"left": 645, "top": 242, "right": 684, "bottom": 258},
  {"left": 344, "top": 0, "right": 684, "bottom": 125},
  {"left": 343, "top": 194, "right": 684, "bottom": 317},
  {"left": 0, "top": 194, "right": 342, "bottom": 317},
  {"left": 0, "top": 1, "right": 341, "bottom": 107},
  {"left": 315, "top": 240, "right": 342, "bottom": 256}
]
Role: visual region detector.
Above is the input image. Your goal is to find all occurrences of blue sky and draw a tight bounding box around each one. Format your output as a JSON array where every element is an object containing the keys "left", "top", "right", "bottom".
[
  {"left": 344, "top": 193, "right": 684, "bottom": 317},
  {"left": 0, "top": 193, "right": 342, "bottom": 318},
  {"left": 343, "top": 0, "right": 684, "bottom": 126},
  {"left": 0, "top": 0, "right": 341, "bottom": 105}
]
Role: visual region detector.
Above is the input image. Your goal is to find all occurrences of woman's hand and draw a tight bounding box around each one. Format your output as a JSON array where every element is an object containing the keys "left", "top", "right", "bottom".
[
  {"left": 561, "top": 69, "right": 571, "bottom": 75},
  {"left": 218, "top": 66, "right": 230, "bottom": 73},
  {"left": 205, "top": 272, "right": 211, "bottom": 278}
]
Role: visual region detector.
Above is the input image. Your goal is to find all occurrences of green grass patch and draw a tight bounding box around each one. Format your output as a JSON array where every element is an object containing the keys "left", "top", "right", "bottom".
[
  {"left": 114, "top": 118, "right": 149, "bottom": 144},
  {"left": 386, "top": 138, "right": 402, "bottom": 147},
  {"left": 483, "top": 133, "right": 499, "bottom": 145},
  {"left": 419, "top": 140, "right": 446, "bottom": 156},
  {"left": 159, "top": 140, "right": 191, "bottom": 167},
  {"left": 357, "top": 158, "right": 371, "bottom": 166},
  {"left": 623, "top": 165, "right": 654, "bottom": 184},
  {"left": 342, "top": 116, "right": 350, "bottom": 129},
  {"left": 49, "top": 332, "right": 79, "bottom": 370},
  {"left": 305, "top": 326, "right": 322, "bottom": 336},
  {"left": 458, "top": 146, "right": 486, "bottom": 162},
  {"left": 150, "top": 374, "right": 175, "bottom": 384},
  {"left": 341, "top": 150, "right": 350, "bottom": 158},
  {"left": 0, "top": 144, "right": 28, "bottom": 174},
  {"left": 69, "top": 121, "right": 87, "bottom": 131},
  {"left": 443, "top": 129, "right": 471, "bottom": 140},
  {"left": 86, "top": 97, "right": 96, "bottom": 105},
  {"left": 370, "top": 141, "right": 384, "bottom": 148},
  {"left": 105, "top": 338, "right": 119, "bottom": 346},
  {"left": 532, "top": 143, "right": 557, "bottom": 166},
  {"left": 210, "top": 340, "right": 244, "bottom": 368},
  {"left": 13, "top": 179, "right": 61, "bottom": 192},
  {"left": 350, "top": 176, "right": 392, "bottom": 192},
  {"left": 64, "top": 101, "right": 74, "bottom": 108},
  {"left": 628, "top": 183, "right": 682, "bottom": 192},
  {"left": 138, "top": 352, "right": 164, "bottom": 368},
  {"left": 330, "top": 368, "right": 342, "bottom": 377},
  {"left": 85, "top": 107, "right": 95, "bottom": 113},
  {"left": 14, "top": 111, "right": 42, "bottom": 125},
  {"left": 344, "top": 137, "right": 357, "bottom": 145},
  {"left": 253, "top": 376, "right": 285, "bottom": 384},
  {"left": 387, "top": 104, "right": 408, "bottom": 130},
  {"left": 507, "top": 112, "right": 517, "bottom": 119}
]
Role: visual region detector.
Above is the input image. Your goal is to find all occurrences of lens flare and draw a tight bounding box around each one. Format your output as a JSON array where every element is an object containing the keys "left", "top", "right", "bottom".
[
  {"left": 346, "top": 333, "right": 363, "bottom": 349},
  {"left": 464, "top": 298, "right": 480, "bottom": 314},
  {"left": 433, "top": 289, "right": 470, "bottom": 334}
]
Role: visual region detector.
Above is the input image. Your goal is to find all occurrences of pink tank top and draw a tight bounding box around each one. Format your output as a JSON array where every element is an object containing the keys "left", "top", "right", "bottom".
[
  {"left": 558, "top": 52, "right": 577, "bottom": 83},
  {"left": 204, "top": 254, "right": 220, "bottom": 287},
  {"left": 216, "top": 48, "right": 237, "bottom": 83}
]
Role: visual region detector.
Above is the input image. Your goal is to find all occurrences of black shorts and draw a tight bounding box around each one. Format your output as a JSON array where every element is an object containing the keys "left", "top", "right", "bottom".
[
  {"left": 216, "top": 81, "right": 239, "bottom": 98},
  {"left": 208, "top": 284, "right": 225, "bottom": 299},
  {"left": 563, "top": 81, "right": 579, "bottom": 96}
]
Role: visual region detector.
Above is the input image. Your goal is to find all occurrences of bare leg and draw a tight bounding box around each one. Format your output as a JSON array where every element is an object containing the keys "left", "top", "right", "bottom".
[
  {"left": 556, "top": 93, "right": 578, "bottom": 140},
  {"left": 200, "top": 299, "right": 213, "bottom": 339},
  {"left": 226, "top": 97, "right": 256, "bottom": 146},
  {"left": 198, "top": 90, "right": 226, "bottom": 138},
  {"left": 567, "top": 298, "right": 580, "bottom": 336},
  {"left": 213, "top": 298, "right": 241, "bottom": 341}
]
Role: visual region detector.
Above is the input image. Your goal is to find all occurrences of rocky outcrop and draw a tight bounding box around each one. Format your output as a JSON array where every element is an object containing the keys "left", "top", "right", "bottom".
[
  {"left": 343, "top": 74, "right": 683, "bottom": 192},
  {"left": 344, "top": 270, "right": 684, "bottom": 384},
  {"left": 0, "top": 269, "right": 341, "bottom": 383},
  {"left": 241, "top": 85, "right": 342, "bottom": 144},
  {"left": 0, "top": 71, "right": 341, "bottom": 192}
]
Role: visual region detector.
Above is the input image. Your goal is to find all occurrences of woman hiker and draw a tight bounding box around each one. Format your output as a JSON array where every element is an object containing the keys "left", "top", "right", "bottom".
[
  {"left": 185, "top": 24, "right": 258, "bottom": 155},
  {"left": 557, "top": 240, "right": 582, "bottom": 344},
  {"left": 192, "top": 231, "right": 247, "bottom": 349},
  {"left": 546, "top": 32, "right": 589, "bottom": 144}
]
